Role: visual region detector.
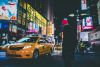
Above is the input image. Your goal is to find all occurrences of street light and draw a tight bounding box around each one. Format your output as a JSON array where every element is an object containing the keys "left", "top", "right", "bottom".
[
  {"left": 68, "top": 13, "right": 75, "bottom": 17},
  {"left": 68, "top": 10, "right": 80, "bottom": 41},
  {"left": 68, "top": 13, "right": 80, "bottom": 21}
]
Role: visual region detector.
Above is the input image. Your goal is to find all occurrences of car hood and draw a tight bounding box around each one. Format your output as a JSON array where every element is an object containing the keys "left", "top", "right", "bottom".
[{"left": 3, "top": 43, "right": 36, "bottom": 47}]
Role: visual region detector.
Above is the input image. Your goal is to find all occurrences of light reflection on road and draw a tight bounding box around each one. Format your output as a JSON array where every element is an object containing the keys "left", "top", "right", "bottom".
[{"left": 0, "top": 55, "right": 64, "bottom": 67}]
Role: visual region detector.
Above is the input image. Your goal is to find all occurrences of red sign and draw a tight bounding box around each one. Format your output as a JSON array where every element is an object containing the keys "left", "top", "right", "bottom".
[{"left": 62, "top": 18, "right": 68, "bottom": 26}]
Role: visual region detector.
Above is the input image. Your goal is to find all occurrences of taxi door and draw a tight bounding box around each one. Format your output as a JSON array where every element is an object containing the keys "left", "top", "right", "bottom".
[
  {"left": 37, "top": 39, "right": 45, "bottom": 54},
  {"left": 42, "top": 40, "right": 51, "bottom": 54}
]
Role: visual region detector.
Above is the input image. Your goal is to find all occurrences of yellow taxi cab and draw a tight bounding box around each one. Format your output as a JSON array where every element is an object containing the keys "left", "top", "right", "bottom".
[{"left": 6, "top": 36, "right": 53, "bottom": 60}]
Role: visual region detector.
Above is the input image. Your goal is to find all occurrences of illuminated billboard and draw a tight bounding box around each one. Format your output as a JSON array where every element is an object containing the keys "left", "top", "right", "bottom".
[
  {"left": 27, "top": 22, "right": 39, "bottom": 33},
  {"left": 41, "top": 27, "right": 46, "bottom": 35},
  {"left": 23, "top": 2, "right": 26, "bottom": 10},
  {"left": 81, "top": 0, "right": 87, "bottom": 10},
  {"left": 97, "top": 0, "right": 100, "bottom": 25},
  {"left": 82, "top": 16, "right": 93, "bottom": 30},
  {"left": 80, "top": 32, "right": 89, "bottom": 41},
  {"left": 35, "top": 11, "right": 46, "bottom": 26},
  {"left": 9, "top": 24, "right": 17, "bottom": 33},
  {"left": 0, "top": 0, "right": 18, "bottom": 20},
  {"left": 0, "top": 22, "right": 9, "bottom": 29},
  {"left": 27, "top": 4, "right": 31, "bottom": 13}
]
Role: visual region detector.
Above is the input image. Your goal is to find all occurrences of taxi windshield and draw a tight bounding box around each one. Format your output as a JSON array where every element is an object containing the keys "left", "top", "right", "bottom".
[{"left": 17, "top": 37, "right": 39, "bottom": 43}]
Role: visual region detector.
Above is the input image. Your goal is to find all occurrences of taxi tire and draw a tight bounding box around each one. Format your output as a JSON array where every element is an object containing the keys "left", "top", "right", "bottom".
[{"left": 33, "top": 50, "right": 39, "bottom": 60}]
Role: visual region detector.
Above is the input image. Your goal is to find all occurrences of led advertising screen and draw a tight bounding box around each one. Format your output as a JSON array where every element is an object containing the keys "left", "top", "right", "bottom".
[
  {"left": 27, "top": 4, "right": 31, "bottom": 13},
  {"left": 0, "top": 20, "right": 9, "bottom": 29},
  {"left": 0, "top": 0, "right": 18, "bottom": 20},
  {"left": 81, "top": 0, "right": 87, "bottom": 10},
  {"left": 82, "top": 16, "right": 93, "bottom": 30},
  {"left": 27, "top": 22, "right": 39, "bottom": 33},
  {"left": 80, "top": 32, "right": 89, "bottom": 41},
  {"left": 12, "top": 25, "right": 17, "bottom": 33}
]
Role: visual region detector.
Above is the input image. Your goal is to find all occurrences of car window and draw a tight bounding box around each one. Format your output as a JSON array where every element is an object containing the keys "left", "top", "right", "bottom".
[
  {"left": 39, "top": 38, "right": 47, "bottom": 43},
  {"left": 17, "top": 37, "right": 38, "bottom": 43},
  {"left": 39, "top": 40, "right": 45, "bottom": 43}
]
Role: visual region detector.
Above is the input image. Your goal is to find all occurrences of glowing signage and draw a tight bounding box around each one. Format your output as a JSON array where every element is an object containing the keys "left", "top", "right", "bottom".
[
  {"left": 80, "top": 32, "right": 89, "bottom": 41},
  {"left": 26, "top": 3, "right": 47, "bottom": 27},
  {"left": 62, "top": 18, "right": 68, "bottom": 26},
  {"left": 9, "top": 24, "right": 17, "bottom": 33},
  {"left": 0, "top": 21, "right": 9, "bottom": 29},
  {"left": 27, "top": 22, "right": 39, "bottom": 33},
  {"left": 0, "top": 0, "right": 18, "bottom": 20},
  {"left": 97, "top": 0, "right": 100, "bottom": 25},
  {"left": 36, "top": 11, "right": 41, "bottom": 20},
  {"left": 77, "top": 25, "right": 82, "bottom": 32},
  {"left": 35, "top": 11, "right": 46, "bottom": 26},
  {"left": 47, "top": 23, "right": 53, "bottom": 36},
  {"left": 41, "top": 17, "right": 46, "bottom": 25},
  {"left": 12, "top": 25, "right": 17, "bottom": 33},
  {"left": 23, "top": 2, "right": 26, "bottom": 10},
  {"left": 82, "top": 16, "right": 93, "bottom": 30},
  {"left": 42, "top": 27, "right": 46, "bottom": 35},
  {"left": 81, "top": 0, "right": 87, "bottom": 10},
  {"left": 27, "top": 4, "right": 31, "bottom": 13}
]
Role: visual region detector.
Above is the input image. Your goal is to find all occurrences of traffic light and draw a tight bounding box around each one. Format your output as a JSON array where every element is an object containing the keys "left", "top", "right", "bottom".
[{"left": 61, "top": 18, "right": 68, "bottom": 26}]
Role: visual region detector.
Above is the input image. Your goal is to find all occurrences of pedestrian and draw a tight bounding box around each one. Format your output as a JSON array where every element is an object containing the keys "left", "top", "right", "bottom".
[
  {"left": 62, "top": 17, "right": 77, "bottom": 67},
  {"left": 79, "top": 40, "right": 85, "bottom": 55}
]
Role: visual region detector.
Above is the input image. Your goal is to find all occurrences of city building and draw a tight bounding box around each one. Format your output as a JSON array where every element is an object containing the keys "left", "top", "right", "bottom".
[{"left": 0, "top": 0, "right": 54, "bottom": 45}]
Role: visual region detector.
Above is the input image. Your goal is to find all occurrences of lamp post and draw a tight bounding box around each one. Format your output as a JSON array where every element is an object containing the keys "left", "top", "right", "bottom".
[
  {"left": 68, "top": 10, "right": 91, "bottom": 41},
  {"left": 68, "top": 10, "right": 81, "bottom": 41}
]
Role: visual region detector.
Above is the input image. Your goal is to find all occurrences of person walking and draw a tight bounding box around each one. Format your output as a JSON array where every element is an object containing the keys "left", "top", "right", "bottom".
[
  {"left": 79, "top": 39, "right": 86, "bottom": 54},
  {"left": 62, "top": 17, "right": 77, "bottom": 67}
]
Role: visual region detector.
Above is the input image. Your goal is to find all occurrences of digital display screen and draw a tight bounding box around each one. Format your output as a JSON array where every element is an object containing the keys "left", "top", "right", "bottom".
[
  {"left": 0, "top": 0, "right": 18, "bottom": 20},
  {"left": 0, "top": 22, "right": 8, "bottom": 29},
  {"left": 82, "top": 16, "right": 93, "bottom": 30}
]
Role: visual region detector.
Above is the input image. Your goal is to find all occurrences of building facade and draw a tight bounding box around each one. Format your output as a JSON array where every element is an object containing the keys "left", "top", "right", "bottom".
[{"left": 0, "top": 0, "right": 54, "bottom": 45}]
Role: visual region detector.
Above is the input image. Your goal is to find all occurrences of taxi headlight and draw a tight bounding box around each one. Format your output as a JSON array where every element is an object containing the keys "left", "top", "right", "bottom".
[{"left": 23, "top": 46, "right": 32, "bottom": 49}]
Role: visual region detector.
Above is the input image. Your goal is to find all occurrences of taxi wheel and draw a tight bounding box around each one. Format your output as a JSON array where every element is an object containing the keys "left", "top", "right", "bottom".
[{"left": 33, "top": 50, "right": 39, "bottom": 60}]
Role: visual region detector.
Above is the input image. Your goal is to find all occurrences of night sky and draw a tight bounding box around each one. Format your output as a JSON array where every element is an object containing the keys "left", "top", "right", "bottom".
[
  {"left": 53, "top": 0, "right": 81, "bottom": 19},
  {"left": 52, "top": 0, "right": 80, "bottom": 32}
]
